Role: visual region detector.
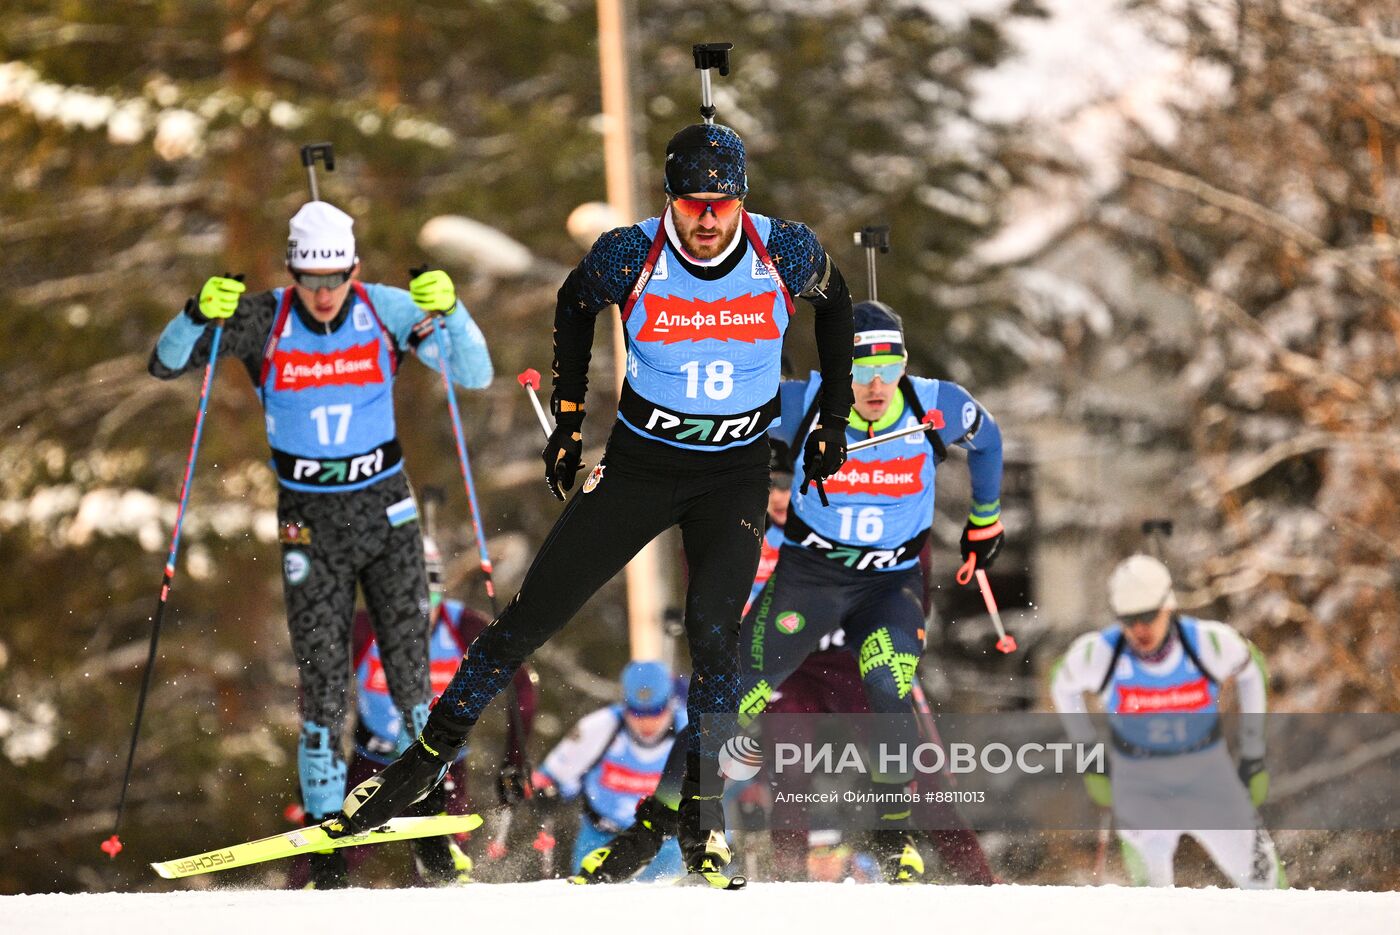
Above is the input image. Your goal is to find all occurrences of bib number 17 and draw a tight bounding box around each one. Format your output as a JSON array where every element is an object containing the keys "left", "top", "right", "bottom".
[
  {"left": 310, "top": 404, "right": 353, "bottom": 445},
  {"left": 680, "top": 359, "right": 734, "bottom": 400}
]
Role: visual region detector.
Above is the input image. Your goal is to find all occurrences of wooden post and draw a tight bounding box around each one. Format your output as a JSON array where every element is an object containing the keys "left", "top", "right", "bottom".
[{"left": 597, "top": 0, "right": 666, "bottom": 662}]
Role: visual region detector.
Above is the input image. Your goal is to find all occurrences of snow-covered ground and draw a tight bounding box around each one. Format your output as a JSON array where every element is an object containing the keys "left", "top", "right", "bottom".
[{"left": 4, "top": 882, "right": 1397, "bottom": 935}]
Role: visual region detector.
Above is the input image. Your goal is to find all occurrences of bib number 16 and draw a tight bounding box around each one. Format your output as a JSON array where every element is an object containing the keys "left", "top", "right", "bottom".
[
  {"left": 837, "top": 506, "right": 884, "bottom": 543},
  {"left": 680, "top": 359, "right": 734, "bottom": 400}
]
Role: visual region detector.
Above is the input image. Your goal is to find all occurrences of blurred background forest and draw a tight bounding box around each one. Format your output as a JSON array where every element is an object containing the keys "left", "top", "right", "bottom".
[{"left": 2, "top": 0, "right": 1399, "bottom": 894}]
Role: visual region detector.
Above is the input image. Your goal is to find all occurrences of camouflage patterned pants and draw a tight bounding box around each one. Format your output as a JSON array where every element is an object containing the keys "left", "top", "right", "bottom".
[{"left": 277, "top": 470, "right": 431, "bottom": 816}]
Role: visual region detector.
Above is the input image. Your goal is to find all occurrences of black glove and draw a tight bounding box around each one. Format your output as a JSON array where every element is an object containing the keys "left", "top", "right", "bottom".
[
  {"left": 800, "top": 420, "right": 848, "bottom": 506},
  {"left": 542, "top": 407, "right": 584, "bottom": 501},
  {"left": 959, "top": 517, "right": 1005, "bottom": 574},
  {"left": 496, "top": 765, "right": 532, "bottom": 806}
]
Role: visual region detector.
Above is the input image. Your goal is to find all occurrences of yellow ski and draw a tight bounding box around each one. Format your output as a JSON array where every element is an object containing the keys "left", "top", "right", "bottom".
[{"left": 151, "top": 813, "right": 483, "bottom": 880}]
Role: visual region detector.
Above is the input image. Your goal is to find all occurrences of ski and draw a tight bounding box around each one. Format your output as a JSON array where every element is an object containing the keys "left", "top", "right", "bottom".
[
  {"left": 677, "top": 869, "right": 747, "bottom": 890},
  {"left": 151, "top": 813, "right": 484, "bottom": 880}
]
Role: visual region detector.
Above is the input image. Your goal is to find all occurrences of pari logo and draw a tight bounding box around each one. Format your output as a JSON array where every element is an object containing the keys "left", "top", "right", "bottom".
[
  {"left": 718, "top": 735, "right": 764, "bottom": 781},
  {"left": 273, "top": 342, "right": 384, "bottom": 390},
  {"left": 635, "top": 293, "right": 780, "bottom": 344}
]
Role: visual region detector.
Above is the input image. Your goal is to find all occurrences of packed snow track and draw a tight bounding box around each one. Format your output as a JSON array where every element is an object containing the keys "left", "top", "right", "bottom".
[{"left": 4, "top": 882, "right": 1397, "bottom": 935}]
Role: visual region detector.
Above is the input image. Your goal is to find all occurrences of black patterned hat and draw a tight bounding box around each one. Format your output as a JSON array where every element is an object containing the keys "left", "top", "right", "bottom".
[{"left": 663, "top": 123, "right": 748, "bottom": 197}]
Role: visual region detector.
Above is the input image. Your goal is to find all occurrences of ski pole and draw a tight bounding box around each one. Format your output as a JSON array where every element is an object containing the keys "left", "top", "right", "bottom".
[
  {"left": 516, "top": 368, "right": 552, "bottom": 438},
  {"left": 419, "top": 295, "right": 536, "bottom": 845},
  {"left": 1092, "top": 809, "right": 1113, "bottom": 884},
  {"left": 972, "top": 567, "right": 1017, "bottom": 654},
  {"left": 104, "top": 283, "right": 237, "bottom": 859},
  {"left": 418, "top": 273, "right": 499, "bottom": 611},
  {"left": 846, "top": 410, "right": 941, "bottom": 454},
  {"left": 300, "top": 142, "right": 335, "bottom": 202}
]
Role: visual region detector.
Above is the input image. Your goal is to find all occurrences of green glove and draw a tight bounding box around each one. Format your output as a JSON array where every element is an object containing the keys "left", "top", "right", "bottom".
[
  {"left": 1084, "top": 770, "right": 1112, "bottom": 808},
  {"left": 1238, "top": 757, "right": 1269, "bottom": 807},
  {"left": 409, "top": 268, "right": 457, "bottom": 315},
  {"left": 196, "top": 275, "right": 245, "bottom": 321}
]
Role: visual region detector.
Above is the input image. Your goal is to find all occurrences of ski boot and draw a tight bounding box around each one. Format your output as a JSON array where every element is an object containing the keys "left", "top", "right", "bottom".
[
  {"left": 678, "top": 790, "right": 746, "bottom": 890},
  {"left": 569, "top": 796, "right": 676, "bottom": 884},
  {"left": 330, "top": 738, "right": 452, "bottom": 836},
  {"left": 304, "top": 849, "right": 349, "bottom": 890},
  {"left": 873, "top": 830, "right": 925, "bottom": 884},
  {"left": 412, "top": 835, "right": 473, "bottom": 886}
]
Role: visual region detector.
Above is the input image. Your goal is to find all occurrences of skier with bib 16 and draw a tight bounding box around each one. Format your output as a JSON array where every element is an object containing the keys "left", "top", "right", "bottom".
[
  {"left": 330, "top": 60, "right": 856, "bottom": 885},
  {"left": 148, "top": 200, "right": 493, "bottom": 888}
]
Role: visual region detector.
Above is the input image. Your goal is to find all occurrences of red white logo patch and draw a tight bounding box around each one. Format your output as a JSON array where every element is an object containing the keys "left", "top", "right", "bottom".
[
  {"left": 599, "top": 761, "right": 663, "bottom": 796},
  {"left": 819, "top": 454, "right": 928, "bottom": 497},
  {"left": 273, "top": 342, "right": 384, "bottom": 390},
  {"left": 634, "top": 293, "right": 780, "bottom": 344},
  {"left": 1116, "top": 678, "right": 1212, "bottom": 713}
]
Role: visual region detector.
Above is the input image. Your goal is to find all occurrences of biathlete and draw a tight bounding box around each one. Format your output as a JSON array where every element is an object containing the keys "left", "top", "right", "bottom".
[
  {"left": 149, "top": 201, "right": 493, "bottom": 887},
  {"left": 572, "top": 300, "right": 1004, "bottom": 884},
  {"left": 332, "top": 122, "right": 856, "bottom": 885}
]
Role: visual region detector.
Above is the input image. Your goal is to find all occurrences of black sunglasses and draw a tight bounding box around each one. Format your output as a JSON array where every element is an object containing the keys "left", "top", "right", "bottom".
[
  {"left": 1117, "top": 609, "right": 1161, "bottom": 627},
  {"left": 292, "top": 269, "right": 354, "bottom": 290}
]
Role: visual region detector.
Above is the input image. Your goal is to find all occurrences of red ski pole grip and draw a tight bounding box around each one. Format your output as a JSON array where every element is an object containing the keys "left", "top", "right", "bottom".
[{"left": 518, "top": 369, "right": 541, "bottom": 390}]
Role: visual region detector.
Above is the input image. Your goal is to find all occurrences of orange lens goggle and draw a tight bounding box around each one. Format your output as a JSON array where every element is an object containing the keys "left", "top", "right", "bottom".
[{"left": 671, "top": 197, "right": 743, "bottom": 221}]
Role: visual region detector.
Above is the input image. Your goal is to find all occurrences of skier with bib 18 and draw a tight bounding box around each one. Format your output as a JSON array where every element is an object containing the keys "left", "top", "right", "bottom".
[
  {"left": 148, "top": 200, "right": 493, "bottom": 888},
  {"left": 570, "top": 299, "right": 1004, "bottom": 884},
  {"left": 330, "top": 103, "right": 856, "bottom": 886}
]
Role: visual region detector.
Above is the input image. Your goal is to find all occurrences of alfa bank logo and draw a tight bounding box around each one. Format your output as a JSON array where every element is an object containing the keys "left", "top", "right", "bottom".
[
  {"left": 1116, "top": 678, "right": 1212, "bottom": 713},
  {"left": 635, "top": 293, "right": 780, "bottom": 344},
  {"left": 599, "top": 761, "right": 663, "bottom": 795},
  {"left": 820, "top": 454, "right": 928, "bottom": 497},
  {"left": 273, "top": 342, "right": 384, "bottom": 390}
]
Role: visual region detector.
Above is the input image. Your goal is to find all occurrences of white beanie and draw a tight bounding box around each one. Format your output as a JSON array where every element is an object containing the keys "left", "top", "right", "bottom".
[
  {"left": 287, "top": 201, "right": 356, "bottom": 269},
  {"left": 1107, "top": 554, "right": 1175, "bottom": 617}
]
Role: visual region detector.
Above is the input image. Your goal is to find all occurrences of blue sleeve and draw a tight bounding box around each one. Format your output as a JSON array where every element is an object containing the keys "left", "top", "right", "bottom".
[
  {"left": 929, "top": 379, "right": 1003, "bottom": 524},
  {"left": 366, "top": 283, "right": 494, "bottom": 390},
  {"left": 153, "top": 313, "right": 207, "bottom": 372},
  {"left": 770, "top": 376, "right": 815, "bottom": 447}
]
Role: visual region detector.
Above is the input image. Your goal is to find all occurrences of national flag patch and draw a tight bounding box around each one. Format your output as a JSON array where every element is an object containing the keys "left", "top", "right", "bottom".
[{"left": 386, "top": 497, "right": 418, "bottom": 527}]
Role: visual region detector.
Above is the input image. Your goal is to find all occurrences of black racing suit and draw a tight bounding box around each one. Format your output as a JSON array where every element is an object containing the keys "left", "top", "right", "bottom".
[{"left": 418, "top": 213, "right": 854, "bottom": 853}]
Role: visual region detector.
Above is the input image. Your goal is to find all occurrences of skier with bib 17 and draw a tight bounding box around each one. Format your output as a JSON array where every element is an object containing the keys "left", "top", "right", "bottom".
[
  {"left": 148, "top": 201, "right": 493, "bottom": 888},
  {"left": 570, "top": 300, "right": 1004, "bottom": 884},
  {"left": 329, "top": 110, "right": 857, "bottom": 884}
]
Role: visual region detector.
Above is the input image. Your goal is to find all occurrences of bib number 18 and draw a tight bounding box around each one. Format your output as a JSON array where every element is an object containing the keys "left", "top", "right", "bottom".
[{"left": 680, "top": 359, "right": 734, "bottom": 400}]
